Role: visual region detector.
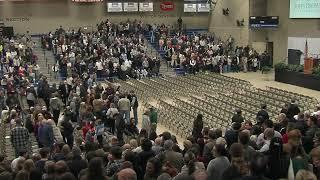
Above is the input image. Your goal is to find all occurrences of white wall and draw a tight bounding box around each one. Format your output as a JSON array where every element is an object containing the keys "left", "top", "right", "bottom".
[
  {"left": 208, "top": 0, "right": 250, "bottom": 46},
  {"left": 0, "top": 1, "right": 210, "bottom": 34}
]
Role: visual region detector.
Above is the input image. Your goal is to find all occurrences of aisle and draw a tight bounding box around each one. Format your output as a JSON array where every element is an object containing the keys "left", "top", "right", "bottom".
[{"left": 31, "top": 37, "right": 58, "bottom": 83}]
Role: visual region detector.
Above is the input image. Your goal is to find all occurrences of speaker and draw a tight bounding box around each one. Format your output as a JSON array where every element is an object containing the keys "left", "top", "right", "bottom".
[
  {"left": 2, "top": 27, "right": 14, "bottom": 39},
  {"left": 288, "top": 49, "right": 302, "bottom": 65}
]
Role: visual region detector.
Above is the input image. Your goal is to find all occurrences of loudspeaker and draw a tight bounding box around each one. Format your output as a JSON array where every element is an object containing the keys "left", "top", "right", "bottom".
[
  {"left": 288, "top": 49, "right": 302, "bottom": 65},
  {"left": 2, "top": 27, "right": 14, "bottom": 39}
]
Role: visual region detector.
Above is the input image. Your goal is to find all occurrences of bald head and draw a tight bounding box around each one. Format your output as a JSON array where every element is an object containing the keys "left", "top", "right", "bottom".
[{"left": 117, "top": 168, "right": 137, "bottom": 180}]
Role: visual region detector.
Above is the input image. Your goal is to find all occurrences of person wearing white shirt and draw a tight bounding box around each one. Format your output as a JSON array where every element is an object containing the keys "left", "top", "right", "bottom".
[
  {"left": 258, "top": 128, "right": 274, "bottom": 153},
  {"left": 190, "top": 59, "right": 196, "bottom": 75},
  {"left": 13, "top": 56, "right": 20, "bottom": 67},
  {"left": 95, "top": 60, "right": 104, "bottom": 79},
  {"left": 256, "top": 129, "right": 282, "bottom": 148},
  {"left": 124, "top": 60, "right": 132, "bottom": 69},
  {"left": 11, "top": 51, "right": 17, "bottom": 57},
  {"left": 11, "top": 150, "right": 27, "bottom": 172},
  {"left": 142, "top": 59, "right": 149, "bottom": 69},
  {"left": 227, "top": 56, "right": 232, "bottom": 72},
  {"left": 194, "top": 35, "right": 199, "bottom": 42},
  {"left": 141, "top": 69, "right": 148, "bottom": 78},
  {"left": 199, "top": 39, "right": 206, "bottom": 47},
  {"left": 69, "top": 51, "right": 75, "bottom": 66},
  {"left": 66, "top": 76, "right": 73, "bottom": 86},
  {"left": 253, "top": 57, "right": 258, "bottom": 72},
  {"left": 179, "top": 53, "right": 185, "bottom": 67},
  {"left": 120, "top": 52, "right": 127, "bottom": 61}
]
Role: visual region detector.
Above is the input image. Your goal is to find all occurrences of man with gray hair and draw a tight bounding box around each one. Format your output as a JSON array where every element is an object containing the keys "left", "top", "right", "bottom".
[
  {"left": 116, "top": 168, "right": 137, "bottom": 180},
  {"left": 158, "top": 140, "right": 184, "bottom": 172},
  {"left": 152, "top": 137, "right": 163, "bottom": 155}
]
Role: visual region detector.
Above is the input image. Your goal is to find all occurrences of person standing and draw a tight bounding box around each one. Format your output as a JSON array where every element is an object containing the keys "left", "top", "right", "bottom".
[
  {"left": 49, "top": 93, "right": 63, "bottom": 124},
  {"left": 287, "top": 100, "right": 301, "bottom": 120},
  {"left": 256, "top": 104, "right": 269, "bottom": 122},
  {"left": 177, "top": 17, "right": 183, "bottom": 31},
  {"left": 38, "top": 119, "right": 54, "bottom": 149},
  {"left": 60, "top": 116, "right": 74, "bottom": 148},
  {"left": 243, "top": 56, "right": 248, "bottom": 73},
  {"left": 115, "top": 111, "right": 126, "bottom": 145},
  {"left": 11, "top": 119, "right": 30, "bottom": 157},
  {"left": 192, "top": 114, "right": 203, "bottom": 141},
  {"left": 59, "top": 80, "right": 71, "bottom": 105},
  {"left": 118, "top": 94, "right": 131, "bottom": 124},
  {"left": 232, "top": 109, "right": 244, "bottom": 124},
  {"left": 149, "top": 107, "right": 158, "bottom": 132},
  {"left": 142, "top": 110, "right": 151, "bottom": 136},
  {"left": 128, "top": 90, "right": 139, "bottom": 125}
]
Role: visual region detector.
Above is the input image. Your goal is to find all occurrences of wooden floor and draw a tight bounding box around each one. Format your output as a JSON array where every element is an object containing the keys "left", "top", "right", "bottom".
[{"left": 141, "top": 71, "right": 320, "bottom": 146}]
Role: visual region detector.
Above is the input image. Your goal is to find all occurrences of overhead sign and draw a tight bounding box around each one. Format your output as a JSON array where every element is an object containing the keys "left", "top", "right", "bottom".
[
  {"left": 184, "top": 4, "right": 197, "bottom": 12},
  {"left": 107, "top": 3, "right": 123, "bottom": 12},
  {"left": 124, "top": 2, "right": 138, "bottom": 12},
  {"left": 160, "top": 1, "right": 175, "bottom": 11},
  {"left": 197, "top": 3, "right": 210, "bottom": 12},
  {"left": 139, "top": 2, "right": 153, "bottom": 12},
  {"left": 72, "top": 0, "right": 103, "bottom": 2}
]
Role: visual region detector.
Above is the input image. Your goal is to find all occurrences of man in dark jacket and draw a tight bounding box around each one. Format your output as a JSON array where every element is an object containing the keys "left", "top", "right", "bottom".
[
  {"left": 115, "top": 112, "right": 126, "bottom": 145},
  {"left": 67, "top": 147, "right": 88, "bottom": 178},
  {"left": 224, "top": 122, "right": 242, "bottom": 148},
  {"left": 61, "top": 117, "right": 74, "bottom": 148},
  {"left": 128, "top": 90, "right": 139, "bottom": 125},
  {"left": 256, "top": 104, "right": 269, "bottom": 121},
  {"left": 232, "top": 109, "right": 244, "bottom": 124},
  {"left": 38, "top": 120, "right": 54, "bottom": 149},
  {"left": 59, "top": 80, "right": 71, "bottom": 105},
  {"left": 287, "top": 100, "right": 300, "bottom": 120}
]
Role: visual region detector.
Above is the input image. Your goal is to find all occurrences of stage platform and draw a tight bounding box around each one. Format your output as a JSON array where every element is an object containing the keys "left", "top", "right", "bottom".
[{"left": 225, "top": 71, "right": 320, "bottom": 101}]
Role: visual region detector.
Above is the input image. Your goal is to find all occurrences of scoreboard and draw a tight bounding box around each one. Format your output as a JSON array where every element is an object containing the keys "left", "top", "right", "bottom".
[{"left": 72, "top": 0, "right": 103, "bottom": 2}]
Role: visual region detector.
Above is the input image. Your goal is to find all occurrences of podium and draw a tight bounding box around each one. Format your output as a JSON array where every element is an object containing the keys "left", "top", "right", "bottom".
[{"left": 304, "top": 58, "right": 315, "bottom": 74}]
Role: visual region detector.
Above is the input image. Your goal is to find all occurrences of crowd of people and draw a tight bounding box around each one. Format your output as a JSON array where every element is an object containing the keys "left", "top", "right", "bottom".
[
  {"left": 41, "top": 20, "right": 161, "bottom": 81},
  {"left": 1, "top": 68, "right": 320, "bottom": 180},
  {"left": 0, "top": 21, "right": 319, "bottom": 180},
  {"left": 0, "top": 33, "right": 41, "bottom": 111},
  {"left": 151, "top": 25, "right": 271, "bottom": 74}
]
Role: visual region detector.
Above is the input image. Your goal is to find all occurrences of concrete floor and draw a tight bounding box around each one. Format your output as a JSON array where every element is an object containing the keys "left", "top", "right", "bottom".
[
  {"left": 140, "top": 71, "right": 320, "bottom": 146},
  {"left": 225, "top": 71, "right": 320, "bottom": 101}
]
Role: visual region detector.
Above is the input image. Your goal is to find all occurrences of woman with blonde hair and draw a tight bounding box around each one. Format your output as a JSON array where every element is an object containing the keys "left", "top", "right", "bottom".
[
  {"left": 129, "top": 139, "right": 138, "bottom": 151},
  {"left": 295, "top": 170, "right": 317, "bottom": 180},
  {"left": 79, "top": 102, "right": 87, "bottom": 121}
]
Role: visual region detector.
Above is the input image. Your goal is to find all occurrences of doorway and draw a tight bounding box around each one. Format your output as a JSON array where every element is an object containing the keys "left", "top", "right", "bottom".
[{"left": 266, "top": 42, "right": 273, "bottom": 66}]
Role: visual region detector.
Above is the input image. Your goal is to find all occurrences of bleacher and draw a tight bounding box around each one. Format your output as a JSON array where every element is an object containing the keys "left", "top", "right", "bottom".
[
  {"left": 144, "top": 28, "right": 208, "bottom": 76},
  {"left": 0, "top": 21, "right": 4, "bottom": 37},
  {"left": 117, "top": 72, "right": 319, "bottom": 138}
]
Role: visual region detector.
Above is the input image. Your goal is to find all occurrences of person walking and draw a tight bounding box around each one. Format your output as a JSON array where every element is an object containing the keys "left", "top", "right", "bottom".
[
  {"left": 128, "top": 90, "right": 139, "bottom": 125},
  {"left": 49, "top": 93, "right": 63, "bottom": 124},
  {"left": 118, "top": 94, "right": 131, "bottom": 124},
  {"left": 192, "top": 114, "right": 204, "bottom": 141},
  {"left": 11, "top": 119, "right": 30, "bottom": 157}
]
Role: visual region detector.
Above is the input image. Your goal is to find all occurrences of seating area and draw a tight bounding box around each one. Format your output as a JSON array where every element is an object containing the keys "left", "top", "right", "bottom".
[
  {"left": 144, "top": 28, "right": 208, "bottom": 59},
  {"left": 117, "top": 72, "right": 318, "bottom": 138}
]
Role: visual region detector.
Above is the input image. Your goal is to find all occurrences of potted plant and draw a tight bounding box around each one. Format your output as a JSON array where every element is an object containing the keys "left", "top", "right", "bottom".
[
  {"left": 312, "top": 66, "right": 320, "bottom": 77},
  {"left": 274, "top": 62, "right": 288, "bottom": 72}
]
